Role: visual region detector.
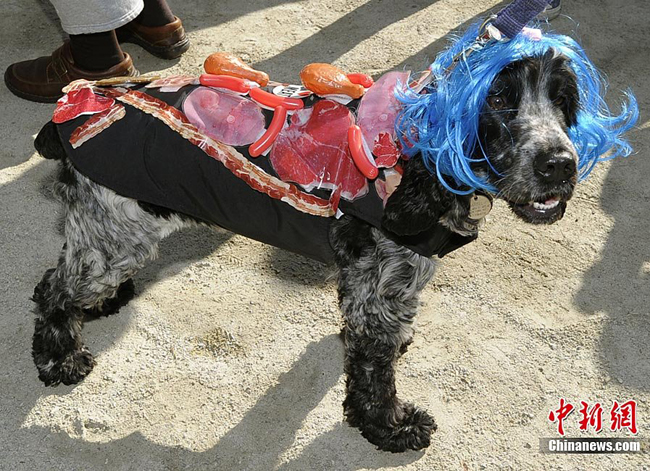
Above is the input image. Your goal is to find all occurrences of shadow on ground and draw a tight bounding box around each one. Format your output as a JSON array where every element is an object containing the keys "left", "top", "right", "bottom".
[
  {"left": 4, "top": 330, "right": 422, "bottom": 470},
  {"left": 569, "top": 1, "right": 650, "bottom": 390},
  {"left": 574, "top": 125, "right": 650, "bottom": 390}
]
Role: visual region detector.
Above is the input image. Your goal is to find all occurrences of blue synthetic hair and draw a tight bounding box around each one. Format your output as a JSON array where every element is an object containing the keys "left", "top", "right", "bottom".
[{"left": 396, "top": 22, "right": 639, "bottom": 195}]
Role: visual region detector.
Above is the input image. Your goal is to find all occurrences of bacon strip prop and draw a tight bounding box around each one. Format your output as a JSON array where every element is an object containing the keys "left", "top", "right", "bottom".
[
  {"left": 146, "top": 75, "right": 198, "bottom": 93},
  {"left": 63, "top": 76, "right": 160, "bottom": 94},
  {"left": 113, "top": 89, "right": 335, "bottom": 217},
  {"left": 69, "top": 103, "right": 126, "bottom": 149}
]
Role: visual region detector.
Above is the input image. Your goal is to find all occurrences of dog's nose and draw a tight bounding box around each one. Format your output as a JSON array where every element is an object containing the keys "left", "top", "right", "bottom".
[{"left": 533, "top": 153, "right": 576, "bottom": 183}]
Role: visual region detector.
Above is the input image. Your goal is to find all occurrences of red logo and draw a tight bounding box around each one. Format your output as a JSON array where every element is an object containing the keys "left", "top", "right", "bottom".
[
  {"left": 611, "top": 400, "right": 637, "bottom": 434},
  {"left": 548, "top": 398, "right": 574, "bottom": 436},
  {"left": 578, "top": 401, "right": 603, "bottom": 433},
  {"left": 548, "top": 399, "right": 638, "bottom": 436}
]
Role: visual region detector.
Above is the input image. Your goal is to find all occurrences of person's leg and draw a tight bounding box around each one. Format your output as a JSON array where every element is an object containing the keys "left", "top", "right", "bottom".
[
  {"left": 51, "top": 0, "right": 144, "bottom": 34},
  {"left": 4, "top": 0, "right": 142, "bottom": 103},
  {"left": 68, "top": 31, "right": 125, "bottom": 71},
  {"left": 134, "top": 0, "right": 176, "bottom": 27}
]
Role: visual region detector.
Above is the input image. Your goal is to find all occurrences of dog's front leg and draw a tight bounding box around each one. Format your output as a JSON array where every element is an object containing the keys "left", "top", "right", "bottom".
[{"left": 332, "top": 219, "right": 437, "bottom": 452}]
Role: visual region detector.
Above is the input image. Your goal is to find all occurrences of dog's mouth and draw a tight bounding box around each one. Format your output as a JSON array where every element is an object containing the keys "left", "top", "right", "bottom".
[{"left": 508, "top": 196, "right": 567, "bottom": 224}]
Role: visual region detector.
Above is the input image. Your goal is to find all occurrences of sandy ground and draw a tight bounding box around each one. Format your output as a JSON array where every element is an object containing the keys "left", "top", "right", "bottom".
[{"left": 1, "top": 0, "right": 649, "bottom": 469}]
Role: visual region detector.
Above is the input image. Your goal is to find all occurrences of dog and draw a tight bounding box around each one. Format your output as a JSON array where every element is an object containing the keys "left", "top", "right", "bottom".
[{"left": 30, "top": 23, "right": 636, "bottom": 453}]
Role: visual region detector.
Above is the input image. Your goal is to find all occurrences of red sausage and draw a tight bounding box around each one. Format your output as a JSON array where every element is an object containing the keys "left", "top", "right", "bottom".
[
  {"left": 199, "top": 74, "right": 253, "bottom": 93},
  {"left": 249, "top": 106, "right": 288, "bottom": 157},
  {"left": 347, "top": 73, "right": 374, "bottom": 88},
  {"left": 249, "top": 87, "right": 304, "bottom": 110},
  {"left": 348, "top": 125, "right": 378, "bottom": 179}
]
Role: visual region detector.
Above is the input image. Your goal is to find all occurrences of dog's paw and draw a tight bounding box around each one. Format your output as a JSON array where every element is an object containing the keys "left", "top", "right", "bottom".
[
  {"left": 35, "top": 347, "right": 96, "bottom": 387},
  {"left": 84, "top": 279, "right": 135, "bottom": 318},
  {"left": 349, "top": 402, "right": 436, "bottom": 452}
]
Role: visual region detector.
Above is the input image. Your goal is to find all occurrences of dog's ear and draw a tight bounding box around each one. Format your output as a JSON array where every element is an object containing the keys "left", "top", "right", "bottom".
[{"left": 382, "top": 157, "right": 452, "bottom": 236}]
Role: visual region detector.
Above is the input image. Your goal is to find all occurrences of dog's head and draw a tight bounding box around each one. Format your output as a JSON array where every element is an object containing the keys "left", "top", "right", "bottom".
[
  {"left": 385, "top": 24, "right": 637, "bottom": 236},
  {"left": 478, "top": 49, "right": 580, "bottom": 224}
]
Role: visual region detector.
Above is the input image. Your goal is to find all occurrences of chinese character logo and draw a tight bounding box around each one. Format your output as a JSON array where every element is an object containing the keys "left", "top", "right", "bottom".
[
  {"left": 548, "top": 398, "right": 574, "bottom": 436},
  {"left": 610, "top": 400, "right": 637, "bottom": 434},
  {"left": 548, "top": 399, "right": 638, "bottom": 435},
  {"left": 578, "top": 401, "right": 603, "bottom": 433}
]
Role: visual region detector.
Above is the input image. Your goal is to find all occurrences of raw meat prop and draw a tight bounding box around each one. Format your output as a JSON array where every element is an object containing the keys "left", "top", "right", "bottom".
[
  {"left": 52, "top": 87, "right": 115, "bottom": 123},
  {"left": 270, "top": 99, "right": 368, "bottom": 205},
  {"left": 356, "top": 71, "right": 409, "bottom": 168},
  {"left": 183, "top": 87, "right": 266, "bottom": 147}
]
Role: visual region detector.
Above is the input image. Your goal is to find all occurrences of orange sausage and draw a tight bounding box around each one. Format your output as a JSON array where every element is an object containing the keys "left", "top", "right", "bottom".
[{"left": 204, "top": 52, "right": 269, "bottom": 87}]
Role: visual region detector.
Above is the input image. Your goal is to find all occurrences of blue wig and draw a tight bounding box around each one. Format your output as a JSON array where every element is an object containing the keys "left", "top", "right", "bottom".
[{"left": 396, "top": 22, "right": 639, "bottom": 195}]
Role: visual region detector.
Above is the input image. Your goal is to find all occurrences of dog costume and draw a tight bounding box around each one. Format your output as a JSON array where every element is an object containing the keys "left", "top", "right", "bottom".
[{"left": 52, "top": 80, "right": 478, "bottom": 264}]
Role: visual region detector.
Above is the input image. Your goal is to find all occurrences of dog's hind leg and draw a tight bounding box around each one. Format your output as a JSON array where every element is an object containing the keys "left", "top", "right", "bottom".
[
  {"left": 332, "top": 217, "right": 437, "bottom": 452},
  {"left": 32, "top": 163, "right": 189, "bottom": 386}
]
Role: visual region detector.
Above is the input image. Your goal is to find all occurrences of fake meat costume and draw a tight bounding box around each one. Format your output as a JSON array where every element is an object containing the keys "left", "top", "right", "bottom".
[{"left": 51, "top": 74, "right": 478, "bottom": 264}]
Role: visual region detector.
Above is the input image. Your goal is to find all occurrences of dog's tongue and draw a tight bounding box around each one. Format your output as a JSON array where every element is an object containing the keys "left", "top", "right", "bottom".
[{"left": 544, "top": 197, "right": 559, "bottom": 205}]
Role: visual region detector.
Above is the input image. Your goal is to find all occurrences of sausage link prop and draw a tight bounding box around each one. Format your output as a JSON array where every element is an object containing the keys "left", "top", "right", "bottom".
[
  {"left": 348, "top": 125, "right": 379, "bottom": 179},
  {"left": 249, "top": 87, "right": 304, "bottom": 111},
  {"left": 199, "top": 74, "right": 255, "bottom": 94},
  {"left": 249, "top": 106, "right": 288, "bottom": 157}
]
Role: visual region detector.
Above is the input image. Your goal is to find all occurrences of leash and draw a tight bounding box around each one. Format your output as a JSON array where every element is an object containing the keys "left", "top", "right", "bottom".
[
  {"left": 449, "top": 0, "right": 551, "bottom": 72},
  {"left": 493, "top": 0, "right": 551, "bottom": 39}
]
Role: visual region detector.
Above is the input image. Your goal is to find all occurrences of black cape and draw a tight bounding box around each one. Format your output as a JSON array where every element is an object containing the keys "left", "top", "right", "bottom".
[{"left": 55, "top": 85, "right": 476, "bottom": 264}]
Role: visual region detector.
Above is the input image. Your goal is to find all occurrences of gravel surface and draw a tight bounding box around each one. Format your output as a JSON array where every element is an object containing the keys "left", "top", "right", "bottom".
[{"left": 1, "top": 0, "right": 648, "bottom": 470}]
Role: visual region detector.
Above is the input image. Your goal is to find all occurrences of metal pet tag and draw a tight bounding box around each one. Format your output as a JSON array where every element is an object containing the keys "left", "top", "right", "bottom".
[{"left": 469, "top": 194, "right": 493, "bottom": 220}]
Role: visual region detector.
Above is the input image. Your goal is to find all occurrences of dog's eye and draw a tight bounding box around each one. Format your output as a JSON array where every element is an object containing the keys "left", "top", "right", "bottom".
[
  {"left": 553, "top": 96, "right": 565, "bottom": 107},
  {"left": 487, "top": 95, "right": 507, "bottom": 110}
]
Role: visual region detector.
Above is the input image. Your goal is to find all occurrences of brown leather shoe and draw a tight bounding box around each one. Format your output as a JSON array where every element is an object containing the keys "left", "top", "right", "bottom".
[
  {"left": 4, "top": 42, "right": 138, "bottom": 103},
  {"left": 117, "top": 17, "right": 190, "bottom": 60}
]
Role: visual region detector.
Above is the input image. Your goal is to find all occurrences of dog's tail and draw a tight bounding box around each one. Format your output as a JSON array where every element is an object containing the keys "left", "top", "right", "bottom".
[{"left": 34, "top": 121, "right": 66, "bottom": 161}]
